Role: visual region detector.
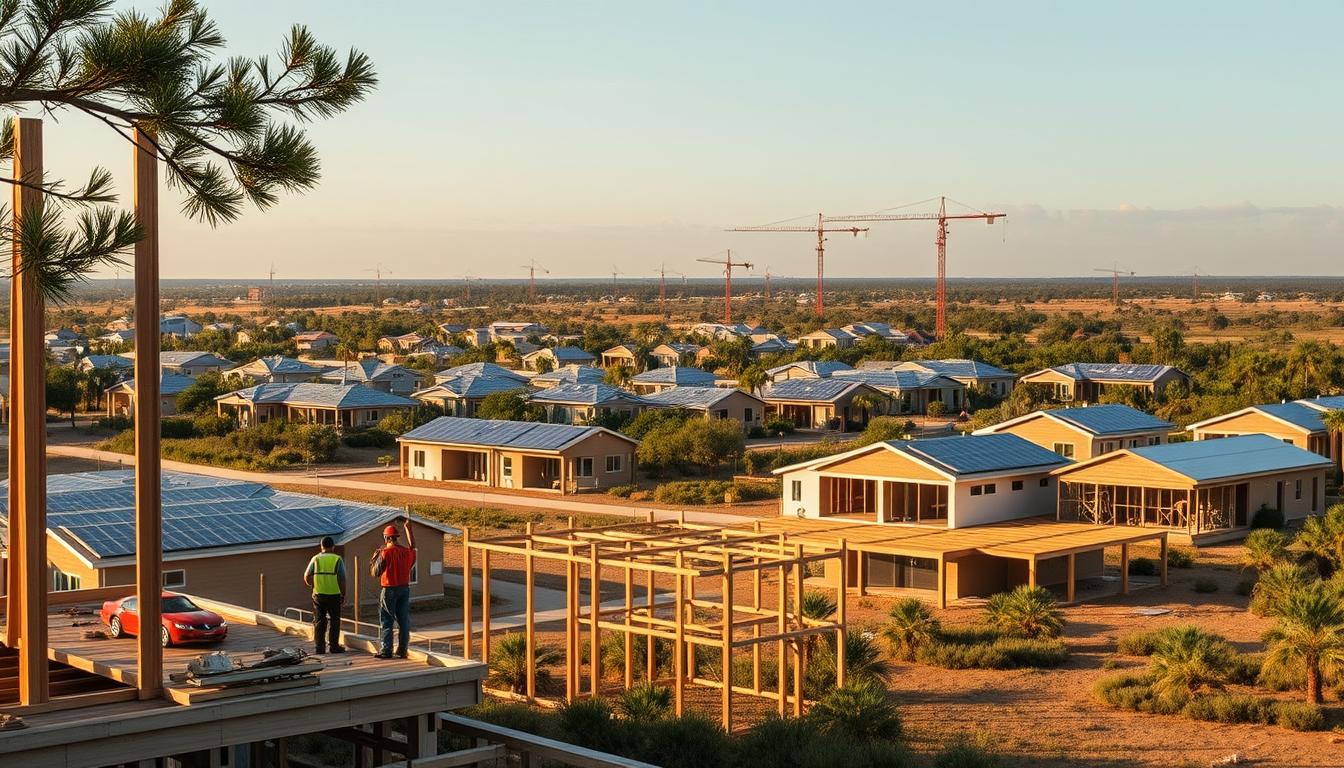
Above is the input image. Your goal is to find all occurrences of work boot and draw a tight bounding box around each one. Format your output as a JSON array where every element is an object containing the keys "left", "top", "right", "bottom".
[
  {"left": 315, "top": 647, "right": 326, "bottom": 655},
  {"left": 374, "top": 651, "right": 393, "bottom": 659},
  {"left": 396, "top": 649, "right": 409, "bottom": 659},
  {"left": 330, "top": 646, "right": 345, "bottom": 654}
]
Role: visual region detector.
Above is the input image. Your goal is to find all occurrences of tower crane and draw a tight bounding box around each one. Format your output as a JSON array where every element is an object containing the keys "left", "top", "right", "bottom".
[
  {"left": 363, "top": 263, "right": 392, "bottom": 306},
  {"left": 727, "top": 214, "right": 867, "bottom": 318},
  {"left": 462, "top": 274, "right": 480, "bottom": 302},
  {"left": 697, "top": 250, "right": 753, "bottom": 325},
  {"left": 610, "top": 266, "right": 624, "bottom": 295},
  {"left": 828, "top": 196, "right": 1005, "bottom": 338},
  {"left": 657, "top": 265, "right": 686, "bottom": 317},
  {"left": 1094, "top": 264, "right": 1134, "bottom": 306},
  {"left": 521, "top": 260, "right": 549, "bottom": 302},
  {"left": 1188, "top": 267, "right": 1201, "bottom": 302}
]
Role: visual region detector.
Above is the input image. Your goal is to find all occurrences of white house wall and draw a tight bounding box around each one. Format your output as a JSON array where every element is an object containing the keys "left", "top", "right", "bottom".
[{"left": 950, "top": 472, "right": 1056, "bottom": 527}]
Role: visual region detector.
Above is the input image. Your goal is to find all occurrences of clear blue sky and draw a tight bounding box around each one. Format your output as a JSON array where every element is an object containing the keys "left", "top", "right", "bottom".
[{"left": 51, "top": 2, "right": 1344, "bottom": 280}]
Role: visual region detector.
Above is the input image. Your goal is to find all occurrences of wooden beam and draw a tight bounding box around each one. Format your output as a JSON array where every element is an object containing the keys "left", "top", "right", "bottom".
[
  {"left": 461, "top": 529, "right": 472, "bottom": 660},
  {"left": 9, "top": 117, "right": 48, "bottom": 706},
  {"left": 835, "top": 539, "right": 847, "bottom": 690},
  {"left": 938, "top": 556, "right": 947, "bottom": 609},
  {"left": 589, "top": 542, "right": 601, "bottom": 698},
  {"left": 524, "top": 523, "right": 536, "bottom": 702},
  {"left": 1066, "top": 553, "right": 1076, "bottom": 603},
  {"left": 1120, "top": 543, "right": 1130, "bottom": 596},
  {"left": 480, "top": 548, "right": 491, "bottom": 665},
  {"left": 623, "top": 542, "right": 634, "bottom": 690},
  {"left": 792, "top": 544, "right": 803, "bottom": 718},
  {"left": 720, "top": 552, "right": 732, "bottom": 730},
  {"left": 673, "top": 550, "right": 685, "bottom": 716},
  {"left": 1159, "top": 534, "right": 1169, "bottom": 587},
  {"left": 132, "top": 124, "right": 163, "bottom": 700}
]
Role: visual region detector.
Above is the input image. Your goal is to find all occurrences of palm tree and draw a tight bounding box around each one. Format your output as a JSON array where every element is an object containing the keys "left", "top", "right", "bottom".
[
  {"left": 489, "top": 633, "right": 562, "bottom": 694},
  {"left": 800, "top": 590, "right": 837, "bottom": 621},
  {"left": 1250, "top": 562, "right": 1316, "bottom": 617},
  {"left": 881, "top": 598, "right": 941, "bottom": 661},
  {"left": 1147, "top": 625, "right": 1234, "bottom": 706},
  {"left": 1323, "top": 409, "right": 1344, "bottom": 482},
  {"left": 1262, "top": 583, "right": 1344, "bottom": 703},
  {"left": 1242, "top": 528, "right": 1290, "bottom": 572},
  {"left": 807, "top": 681, "right": 902, "bottom": 743},
  {"left": 1295, "top": 505, "right": 1344, "bottom": 577},
  {"left": 984, "top": 585, "right": 1065, "bottom": 639},
  {"left": 333, "top": 342, "right": 358, "bottom": 385},
  {"left": 826, "top": 630, "right": 893, "bottom": 685}
]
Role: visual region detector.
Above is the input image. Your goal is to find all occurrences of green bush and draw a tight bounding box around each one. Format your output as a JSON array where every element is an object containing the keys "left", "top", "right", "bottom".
[
  {"left": 632, "top": 714, "right": 732, "bottom": 768},
  {"left": 1116, "top": 628, "right": 1176, "bottom": 656},
  {"left": 742, "top": 440, "right": 849, "bottom": 474},
  {"left": 607, "top": 484, "right": 638, "bottom": 498},
  {"left": 191, "top": 413, "right": 233, "bottom": 437},
  {"left": 1275, "top": 702, "right": 1326, "bottom": 731},
  {"left": 1093, "top": 673, "right": 1186, "bottom": 715},
  {"left": 341, "top": 428, "right": 395, "bottom": 449},
  {"left": 1182, "top": 694, "right": 1277, "bottom": 725},
  {"left": 1166, "top": 546, "right": 1197, "bottom": 569},
  {"left": 762, "top": 417, "right": 795, "bottom": 435},
  {"left": 1127, "top": 557, "right": 1158, "bottom": 576},
  {"left": 1227, "top": 653, "right": 1263, "bottom": 685},
  {"left": 746, "top": 425, "right": 767, "bottom": 439},
  {"left": 984, "top": 585, "right": 1064, "bottom": 639},
  {"left": 916, "top": 635, "right": 1068, "bottom": 670},
  {"left": 1192, "top": 577, "right": 1219, "bottom": 593},
  {"left": 1250, "top": 504, "right": 1285, "bottom": 529},
  {"left": 462, "top": 699, "right": 550, "bottom": 735},
  {"left": 160, "top": 417, "right": 197, "bottom": 439},
  {"left": 96, "top": 415, "right": 133, "bottom": 431},
  {"left": 652, "top": 479, "right": 778, "bottom": 505}
]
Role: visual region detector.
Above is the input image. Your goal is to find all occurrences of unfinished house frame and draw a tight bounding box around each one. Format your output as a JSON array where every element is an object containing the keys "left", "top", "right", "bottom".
[{"left": 460, "top": 517, "right": 848, "bottom": 731}]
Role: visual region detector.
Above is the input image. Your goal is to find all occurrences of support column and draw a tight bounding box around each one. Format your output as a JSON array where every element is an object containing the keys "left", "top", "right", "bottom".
[
  {"left": 524, "top": 523, "right": 536, "bottom": 701},
  {"left": 461, "top": 529, "right": 472, "bottom": 659},
  {"left": 835, "top": 541, "right": 847, "bottom": 689},
  {"left": 1066, "top": 553, "right": 1076, "bottom": 603},
  {"left": 721, "top": 552, "right": 733, "bottom": 731},
  {"left": 133, "top": 124, "right": 163, "bottom": 700},
  {"left": 857, "top": 549, "right": 867, "bottom": 597},
  {"left": 673, "top": 551, "right": 685, "bottom": 716},
  {"left": 792, "top": 544, "right": 804, "bottom": 717},
  {"left": 776, "top": 558, "right": 787, "bottom": 717},
  {"left": 937, "top": 556, "right": 947, "bottom": 609},
  {"left": 1028, "top": 557, "right": 1037, "bottom": 588},
  {"left": 645, "top": 567, "right": 656, "bottom": 683},
  {"left": 589, "top": 542, "right": 601, "bottom": 697},
  {"left": 8, "top": 117, "right": 48, "bottom": 705},
  {"left": 1159, "top": 535, "right": 1169, "bottom": 587},
  {"left": 480, "top": 549, "right": 491, "bottom": 664},
  {"left": 564, "top": 554, "right": 576, "bottom": 702},
  {"left": 623, "top": 542, "right": 634, "bottom": 689},
  {"left": 1120, "top": 543, "right": 1130, "bottom": 596}
]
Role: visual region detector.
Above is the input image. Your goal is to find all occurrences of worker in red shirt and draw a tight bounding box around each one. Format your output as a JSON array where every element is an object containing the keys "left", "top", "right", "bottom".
[{"left": 371, "top": 518, "right": 416, "bottom": 659}]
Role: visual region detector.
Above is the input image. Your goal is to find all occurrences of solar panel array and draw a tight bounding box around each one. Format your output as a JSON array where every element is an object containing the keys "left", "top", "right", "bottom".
[
  {"left": 640, "top": 386, "right": 736, "bottom": 409},
  {"left": 762, "top": 377, "right": 864, "bottom": 402},
  {"left": 527, "top": 383, "right": 642, "bottom": 406},
  {"left": 1128, "top": 433, "right": 1332, "bottom": 482},
  {"left": 400, "top": 416, "right": 601, "bottom": 450},
  {"left": 630, "top": 366, "right": 716, "bottom": 386},
  {"left": 235, "top": 382, "right": 418, "bottom": 408},
  {"left": 897, "top": 433, "right": 1071, "bottom": 476},
  {"left": 1049, "top": 404, "right": 1175, "bottom": 435}
]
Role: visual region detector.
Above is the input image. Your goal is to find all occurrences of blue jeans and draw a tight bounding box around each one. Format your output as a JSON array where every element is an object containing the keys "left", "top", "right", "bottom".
[{"left": 379, "top": 585, "right": 411, "bottom": 655}]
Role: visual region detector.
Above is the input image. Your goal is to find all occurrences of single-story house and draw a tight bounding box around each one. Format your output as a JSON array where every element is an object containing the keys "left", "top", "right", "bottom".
[
  {"left": 216, "top": 382, "right": 418, "bottom": 428},
  {"left": 832, "top": 369, "right": 966, "bottom": 414},
  {"left": 377, "top": 332, "right": 429, "bottom": 354},
  {"left": 760, "top": 378, "right": 882, "bottom": 431},
  {"left": 413, "top": 374, "right": 527, "bottom": 417},
  {"left": 435, "top": 362, "right": 528, "bottom": 385},
  {"left": 887, "top": 359, "right": 1018, "bottom": 397},
  {"left": 97, "top": 329, "right": 135, "bottom": 346},
  {"left": 749, "top": 336, "right": 797, "bottom": 356},
  {"left": 320, "top": 359, "right": 429, "bottom": 395},
  {"left": 398, "top": 417, "right": 637, "bottom": 494},
  {"left": 530, "top": 364, "right": 606, "bottom": 389},
  {"left": 521, "top": 346, "right": 596, "bottom": 372},
  {"left": 1053, "top": 433, "right": 1331, "bottom": 542},
  {"left": 798, "top": 328, "right": 857, "bottom": 350},
  {"left": 600, "top": 344, "right": 641, "bottom": 370},
  {"left": 154, "top": 351, "right": 233, "bottom": 378},
  {"left": 229, "top": 355, "right": 327, "bottom": 384},
  {"left": 78, "top": 354, "right": 134, "bottom": 375},
  {"left": 1019, "top": 363, "right": 1190, "bottom": 403},
  {"left": 764, "top": 360, "right": 853, "bottom": 383},
  {"left": 1187, "top": 401, "right": 1337, "bottom": 471},
  {"left": 975, "top": 404, "right": 1174, "bottom": 460},
  {"left": 160, "top": 315, "right": 202, "bottom": 338},
  {"left": 841, "top": 322, "right": 908, "bottom": 343},
  {"left": 105, "top": 372, "right": 196, "bottom": 417},
  {"left": 293, "top": 330, "right": 338, "bottom": 355},
  {"left": 639, "top": 386, "right": 765, "bottom": 430},
  {"left": 628, "top": 366, "right": 717, "bottom": 394},
  {"left": 526, "top": 383, "right": 645, "bottom": 425},
  {"left": 0, "top": 470, "right": 450, "bottom": 611},
  {"left": 651, "top": 342, "right": 702, "bottom": 368}
]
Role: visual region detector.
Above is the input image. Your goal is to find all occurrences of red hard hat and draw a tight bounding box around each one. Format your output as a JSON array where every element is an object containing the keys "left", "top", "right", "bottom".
[{"left": 383, "top": 525, "right": 400, "bottom": 537}]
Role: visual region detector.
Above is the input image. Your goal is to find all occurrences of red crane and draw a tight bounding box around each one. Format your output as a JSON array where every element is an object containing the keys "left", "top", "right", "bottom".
[
  {"left": 727, "top": 214, "right": 867, "bottom": 318},
  {"left": 521, "top": 259, "right": 549, "bottom": 302},
  {"left": 1094, "top": 264, "right": 1134, "bottom": 306},
  {"left": 828, "top": 197, "right": 1004, "bottom": 338},
  {"left": 697, "top": 250, "right": 753, "bottom": 325}
]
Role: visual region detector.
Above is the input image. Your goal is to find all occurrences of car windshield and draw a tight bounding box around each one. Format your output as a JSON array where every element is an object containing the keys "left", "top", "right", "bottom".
[{"left": 162, "top": 596, "right": 200, "bottom": 613}]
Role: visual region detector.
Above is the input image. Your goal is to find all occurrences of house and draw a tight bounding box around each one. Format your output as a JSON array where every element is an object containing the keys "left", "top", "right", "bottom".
[
  {"left": 155, "top": 351, "right": 234, "bottom": 378},
  {"left": 760, "top": 378, "right": 883, "bottom": 431},
  {"left": 832, "top": 369, "right": 966, "bottom": 414},
  {"left": 377, "top": 332, "right": 429, "bottom": 354},
  {"left": 435, "top": 362, "right": 528, "bottom": 384},
  {"left": 402, "top": 341, "right": 463, "bottom": 365},
  {"left": 1187, "top": 400, "right": 1338, "bottom": 471},
  {"left": 106, "top": 373, "right": 196, "bottom": 417},
  {"left": 689, "top": 322, "right": 749, "bottom": 341},
  {"left": 765, "top": 360, "right": 853, "bottom": 383},
  {"left": 797, "top": 328, "right": 857, "bottom": 350},
  {"left": 293, "top": 330, "right": 338, "bottom": 355},
  {"left": 160, "top": 315, "right": 202, "bottom": 338},
  {"left": 413, "top": 374, "right": 527, "bottom": 417},
  {"left": 639, "top": 387, "right": 765, "bottom": 430},
  {"left": 651, "top": 342, "right": 701, "bottom": 368},
  {"left": 1053, "top": 433, "right": 1331, "bottom": 542},
  {"left": 216, "top": 382, "right": 417, "bottom": 428},
  {"left": 530, "top": 364, "right": 606, "bottom": 389},
  {"left": 398, "top": 417, "right": 637, "bottom": 494},
  {"left": 841, "top": 322, "right": 908, "bottom": 343},
  {"left": 521, "top": 346, "right": 596, "bottom": 372},
  {"left": 600, "top": 344, "right": 641, "bottom": 370},
  {"left": 975, "top": 404, "right": 1174, "bottom": 460},
  {"left": 78, "top": 354, "right": 134, "bottom": 375},
  {"left": 319, "top": 360, "right": 429, "bottom": 395},
  {"left": 748, "top": 335, "right": 797, "bottom": 356},
  {"left": 228, "top": 355, "right": 327, "bottom": 384},
  {"left": 488, "top": 321, "right": 545, "bottom": 340},
  {"left": 437, "top": 322, "right": 468, "bottom": 338},
  {"left": 526, "top": 383, "right": 645, "bottom": 425},
  {"left": 1019, "top": 363, "right": 1190, "bottom": 403},
  {"left": 887, "top": 359, "right": 1018, "bottom": 397},
  {"left": 628, "top": 366, "right": 717, "bottom": 395},
  {"left": 97, "top": 329, "right": 135, "bottom": 346},
  {"left": 1, "top": 469, "right": 451, "bottom": 609}
]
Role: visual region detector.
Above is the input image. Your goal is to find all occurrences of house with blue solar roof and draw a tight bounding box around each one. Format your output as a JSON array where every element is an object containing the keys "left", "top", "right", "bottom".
[
  {"left": 884, "top": 359, "right": 1018, "bottom": 397},
  {"left": 215, "top": 382, "right": 418, "bottom": 428},
  {"left": 105, "top": 372, "right": 197, "bottom": 418},
  {"left": 764, "top": 360, "right": 853, "bottom": 383},
  {"left": 638, "top": 386, "right": 765, "bottom": 430},
  {"left": 628, "top": 366, "right": 717, "bottom": 394},
  {"left": 1189, "top": 397, "right": 1344, "bottom": 473},
  {"left": 1019, "top": 362, "right": 1190, "bottom": 403},
  {"left": 974, "top": 404, "right": 1174, "bottom": 460},
  {"left": 397, "top": 417, "right": 637, "bottom": 493},
  {"left": 832, "top": 369, "right": 966, "bottom": 415},
  {"left": 412, "top": 373, "right": 528, "bottom": 417},
  {"left": 525, "top": 383, "right": 646, "bottom": 426},
  {"left": 650, "top": 342, "right": 704, "bottom": 368},
  {"left": 530, "top": 364, "right": 607, "bottom": 389},
  {"left": 760, "top": 378, "right": 881, "bottom": 431},
  {"left": 520, "top": 345, "right": 596, "bottom": 372},
  {"left": 228, "top": 355, "right": 327, "bottom": 384},
  {"left": 0, "top": 470, "right": 455, "bottom": 611},
  {"left": 318, "top": 359, "right": 430, "bottom": 395}
]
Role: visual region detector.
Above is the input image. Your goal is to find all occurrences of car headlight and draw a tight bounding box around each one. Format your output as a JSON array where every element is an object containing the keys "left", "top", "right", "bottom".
[
  {"left": 173, "top": 622, "right": 190, "bottom": 629},
  {"left": 218, "top": 621, "right": 228, "bottom": 628}
]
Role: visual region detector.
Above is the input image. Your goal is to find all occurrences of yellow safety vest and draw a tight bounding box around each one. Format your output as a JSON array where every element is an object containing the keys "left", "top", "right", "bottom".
[{"left": 311, "top": 552, "right": 343, "bottom": 595}]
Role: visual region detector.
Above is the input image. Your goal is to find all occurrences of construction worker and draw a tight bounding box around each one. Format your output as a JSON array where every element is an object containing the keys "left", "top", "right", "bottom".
[
  {"left": 371, "top": 518, "right": 416, "bottom": 659},
  {"left": 303, "top": 536, "right": 346, "bottom": 654}
]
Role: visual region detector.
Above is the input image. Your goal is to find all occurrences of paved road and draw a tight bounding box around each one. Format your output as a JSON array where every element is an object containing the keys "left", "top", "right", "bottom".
[{"left": 46, "top": 444, "right": 761, "bottom": 527}]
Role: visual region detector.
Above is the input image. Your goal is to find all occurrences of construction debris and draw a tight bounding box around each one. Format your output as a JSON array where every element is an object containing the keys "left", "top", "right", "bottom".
[{"left": 0, "top": 713, "right": 26, "bottom": 731}]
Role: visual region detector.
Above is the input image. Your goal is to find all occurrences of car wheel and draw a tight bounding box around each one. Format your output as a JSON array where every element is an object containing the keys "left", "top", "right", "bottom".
[
  {"left": 109, "top": 616, "right": 123, "bottom": 638},
  {"left": 160, "top": 625, "right": 171, "bottom": 648}
]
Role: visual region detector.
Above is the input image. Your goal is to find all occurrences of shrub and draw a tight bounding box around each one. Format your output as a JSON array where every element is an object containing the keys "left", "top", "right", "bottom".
[
  {"left": 1249, "top": 562, "right": 1315, "bottom": 617},
  {"left": 1147, "top": 625, "right": 1235, "bottom": 705},
  {"left": 1182, "top": 694, "right": 1277, "bottom": 725},
  {"left": 1192, "top": 577, "right": 1219, "bottom": 593},
  {"left": 632, "top": 714, "right": 732, "bottom": 768},
  {"left": 556, "top": 698, "right": 623, "bottom": 753},
  {"left": 96, "top": 415, "right": 133, "bottom": 431},
  {"left": 1242, "top": 528, "right": 1290, "bottom": 571},
  {"left": 1166, "top": 546, "right": 1197, "bottom": 569},
  {"left": 916, "top": 636, "right": 1068, "bottom": 670},
  {"left": 1116, "top": 628, "right": 1176, "bottom": 656},
  {"left": 160, "top": 417, "right": 197, "bottom": 439},
  {"left": 808, "top": 681, "right": 901, "bottom": 742},
  {"left": 342, "top": 428, "right": 396, "bottom": 449},
  {"left": 607, "top": 484, "right": 638, "bottom": 498},
  {"left": 746, "top": 425, "right": 767, "bottom": 439},
  {"left": 191, "top": 412, "right": 233, "bottom": 437},
  {"left": 1227, "top": 652, "right": 1263, "bottom": 685},
  {"left": 1251, "top": 504, "right": 1285, "bottom": 529},
  {"left": 762, "top": 417, "right": 795, "bottom": 435},
  {"left": 881, "top": 598, "right": 940, "bottom": 661},
  {"left": 463, "top": 699, "right": 549, "bottom": 735},
  {"left": 1275, "top": 702, "right": 1326, "bottom": 731},
  {"left": 488, "top": 633, "right": 562, "bottom": 694},
  {"left": 1127, "top": 557, "right": 1158, "bottom": 577},
  {"left": 615, "top": 682, "right": 672, "bottom": 723},
  {"left": 288, "top": 424, "right": 341, "bottom": 463},
  {"left": 984, "top": 585, "right": 1064, "bottom": 639},
  {"left": 933, "top": 738, "right": 1002, "bottom": 768},
  {"left": 652, "top": 479, "right": 776, "bottom": 505},
  {"left": 926, "top": 400, "right": 947, "bottom": 419},
  {"left": 1093, "top": 673, "right": 1186, "bottom": 715}
]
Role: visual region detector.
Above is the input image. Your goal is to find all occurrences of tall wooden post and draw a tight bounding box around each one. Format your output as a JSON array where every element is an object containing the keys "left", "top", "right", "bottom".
[
  {"left": 645, "top": 568, "right": 656, "bottom": 683},
  {"left": 132, "top": 125, "right": 164, "bottom": 699},
  {"left": 480, "top": 549, "right": 491, "bottom": 665},
  {"left": 792, "top": 545, "right": 804, "bottom": 717},
  {"left": 835, "top": 541, "right": 847, "bottom": 689},
  {"left": 673, "top": 550, "right": 685, "bottom": 716},
  {"left": 1159, "top": 534, "right": 1169, "bottom": 587},
  {"left": 623, "top": 542, "right": 634, "bottom": 689},
  {"left": 1120, "top": 543, "right": 1130, "bottom": 596},
  {"left": 588, "top": 542, "right": 601, "bottom": 697},
  {"left": 461, "top": 529, "right": 472, "bottom": 659},
  {"left": 8, "top": 117, "right": 49, "bottom": 705},
  {"left": 523, "top": 523, "right": 536, "bottom": 702},
  {"left": 721, "top": 552, "right": 733, "bottom": 730}
]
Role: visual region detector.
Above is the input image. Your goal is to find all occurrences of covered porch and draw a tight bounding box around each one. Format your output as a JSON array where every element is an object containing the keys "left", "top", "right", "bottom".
[
  {"left": 1057, "top": 479, "right": 1249, "bottom": 537},
  {"left": 818, "top": 476, "right": 949, "bottom": 525}
]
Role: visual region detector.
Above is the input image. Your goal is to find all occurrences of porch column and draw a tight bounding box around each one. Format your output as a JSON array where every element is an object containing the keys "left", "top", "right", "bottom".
[
  {"left": 1120, "top": 544, "right": 1130, "bottom": 595},
  {"left": 1159, "top": 535, "right": 1169, "bottom": 587},
  {"left": 937, "top": 556, "right": 947, "bottom": 609},
  {"left": 1028, "top": 556, "right": 1037, "bottom": 588},
  {"left": 1066, "top": 553, "right": 1076, "bottom": 603},
  {"left": 856, "top": 550, "right": 867, "bottom": 597}
]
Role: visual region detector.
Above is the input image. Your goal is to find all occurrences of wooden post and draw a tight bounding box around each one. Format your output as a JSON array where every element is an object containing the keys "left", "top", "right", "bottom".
[
  {"left": 524, "top": 523, "right": 536, "bottom": 701},
  {"left": 1028, "top": 557, "right": 1037, "bottom": 588},
  {"left": 777, "top": 540, "right": 787, "bottom": 717},
  {"left": 258, "top": 573, "right": 265, "bottom": 613},
  {"left": 721, "top": 552, "right": 733, "bottom": 730},
  {"left": 589, "top": 542, "right": 601, "bottom": 697},
  {"left": 462, "top": 528, "right": 472, "bottom": 659},
  {"left": 353, "top": 555, "right": 361, "bottom": 629},
  {"left": 133, "top": 124, "right": 163, "bottom": 700},
  {"left": 793, "top": 544, "right": 804, "bottom": 717},
  {"left": 856, "top": 549, "right": 867, "bottom": 597},
  {"left": 836, "top": 541, "right": 847, "bottom": 689},
  {"left": 623, "top": 542, "right": 634, "bottom": 689},
  {"left": 1159, "top": 535, "right": 1169, "bottom": 587},
  {"left": 752, "top": 554, "right": 762, "bottom": 695},
  {"left": 673, "top": 550, "right": 685, "bottom": 716},
  {"left": 481, "top": 549, "right": 491, "bottom": 665},
  {"left": 1066, "top": 553, "right": 1077, "bottom": 603},
  {"left": 1120, "top": 543, "right": 1130, "bottom": 596},
  {"left": 645, "top": 567, "right": 656, "bottom": 683},
  {"left": 8, "top": 117, "right": 48, "bottom": 705},
  {"left": 564, "top": 555, "right": 576, "bottom": 702},
  {"left": 938, "top": 556, "right": 947, "bottom": 609}
]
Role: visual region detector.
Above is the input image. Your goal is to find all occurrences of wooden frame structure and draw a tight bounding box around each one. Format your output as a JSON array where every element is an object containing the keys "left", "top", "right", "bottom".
[{"left": 460, "top": 516, "right": 847, "bottom": 731}]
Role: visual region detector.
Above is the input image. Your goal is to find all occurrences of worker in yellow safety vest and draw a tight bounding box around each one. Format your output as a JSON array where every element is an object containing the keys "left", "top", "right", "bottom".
[{"left": 303, "top": 536, "right": 347, "bottom": 654}]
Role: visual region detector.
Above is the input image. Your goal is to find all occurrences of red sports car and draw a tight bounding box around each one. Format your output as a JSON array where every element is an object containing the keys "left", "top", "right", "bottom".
[{"left": 100, "top": 592, "right": 229, "bottom": 648}]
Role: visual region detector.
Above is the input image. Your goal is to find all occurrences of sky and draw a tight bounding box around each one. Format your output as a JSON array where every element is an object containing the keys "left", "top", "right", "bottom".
[{"left": 36, "top": 1, "right": 1344, "bottom": 281}]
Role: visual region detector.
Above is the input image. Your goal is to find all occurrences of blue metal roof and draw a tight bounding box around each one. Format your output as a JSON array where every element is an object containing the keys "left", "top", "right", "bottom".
[
  {"left": 532, "top": 365, "right": 606, "bottom": 386},
  {"left": 221, "top": 382, "right": 417, "bottom": 408},
  {"left": 765, "top": 361, "right": 853, "bottom": 378},
  {"left": 159, "top": 351, "right": 232, "bottom": 368},
  {"left": 0, "top": 470, "right": 414, "bottom": 559},
  {"left": 320, "top": 360, "right": 419, "bottom": 383},
  {"left": 418, "top": 374, "right": 526, "bottom": 399},
  {"left": 1254, "top": 403, "right": 1328, "bottom": 432},
  {"left": 1045, "top": 404, "right": 1175, "bottom": 435},
  {"left": 893, "top": 433, "right": 1072, "bottom": 476},
  {"left": 1297, "top": 395, "right": 1344, "bottom": 412},
  {"left": 400, "top": 416, "right": 629, "bottom": 450},
  {"left": 907, "top": 359, "right": 1015, "bottom": 380},
  {"left": 641, "top": 386, "right": 749, "bottom": 409},
  {"left": 527, "top": 383, "right": 643, "bottom": 406},
  {"left": 112, "top": 372, "right": 197, "bottom": 395},
  {"left": 631, "top": 366, "right": 717, "bottom": 386},
  {"left": 236, "top": 355, "right": 325, "bottom": 375},
  {"left": 435, "top": 362, "right": 528, "bottom": 382},
  {"left": 545, "top": 346, "right": 595, "bottom": 362},
  {"left": 1048, "top": 363, "right": 1181, "bottom": 383},
  {"left": 82, "top": 354, "right": 133, "bottom": 370},
  {"left": 762, "top": 378, "right": 869, "bottom": 402},
  {"left": 832, "top": 369, "right": 955, "bottom": 392},
  {"left": 1125, "top": 434, "right": 1331, "bottom": 482}
]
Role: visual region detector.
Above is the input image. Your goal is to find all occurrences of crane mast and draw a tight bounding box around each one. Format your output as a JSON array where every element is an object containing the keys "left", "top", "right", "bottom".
[
  {"left": 697, "top": 250, "right": 753, "bottom": 325},
  {"left": 726, "top": 214, "right": 866, "bottom": 318}
]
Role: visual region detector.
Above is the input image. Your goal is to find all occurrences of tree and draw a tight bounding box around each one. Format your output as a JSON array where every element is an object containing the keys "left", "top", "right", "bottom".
[
  {"left": 476, "top": 390, "right": 540, "bottom": 422},
  {"left": 1296, "top": 504, "right": 1344, "bottom": 577},
  {"left": 175, "top": 370, "right": 233, "bottom": 414},
  {"left": 925, "top": 399, "right": 947, "bottom": 419},
  {"left": 533, "top": 354, "right": 554, "bottom": 374},
  {"left": 1147, "top": 625, "right": 1234, "bottom": 706},
  {"left": 881, "top": 597, "right": 941, "bottom": 661},
  {"left": 984, "top": 585, "right": 1064, "bottom": 639},
  {"left": 1262, "top": 583, "right": 1344, "bottom": 704},
  {"left": 685, "top": 418, "right": 745, "bottom": 476},
  {"left": 81, "top": 364, "right": 121, "bottom": 411},
  {"left": 737, "top": 363, "right": 768, "bottom": 394},
  {"left": 1250, "top": 562, "right": 1316, "bottom": 618},
  {"left": 1323, "top": 409, "right": 1344, "bottom": 481},
  {"left": 45, "top": 365, "right": 82, "bottom": 425}
]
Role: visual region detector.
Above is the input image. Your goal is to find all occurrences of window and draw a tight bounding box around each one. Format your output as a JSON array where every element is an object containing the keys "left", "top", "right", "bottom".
[
  {"left": 984, "top": 483, "right": 996, "bottom": 495},
  {"left": 1011, "top": 480, "right": 1024, "bottom": 491},
  {"left": 744, "top": 407, "right": 754, "bottom": 422},
  {"left": 413, "top": 450, "right": 426, "bottom": 468},
  {"left": 502, "top": 457, "right": 513, "bottom": 477},
  {"left": 577, "top": 457, "right": 594, "bottom": 477},
  {"left": 1040, "top": 477, "right": 1050, "bottom": 487},
  {"left": 1295, "top": 479, "right": 1302, "bottom": 500},
  {"left": 714, "top": 409, "right": 729, "bottom": 420},
  {"left": 970, "top": 483, "right": 996, "bottom": 496},
  {"left": 1148, "top": 436, "right": 1162, "bottom": 446},
  {"left": 366, "top": 410, "right": 378, "bottom": 422},
  {"left": 52, "top": 571, "right": 81, "bottom": 592},
  {"left": 605, "top": 455, "right": 623, "bottom": 473},
  {"left": 163, "top": 570, "right": 186, "bottom": 589},
  {"left": 1052, "top": 442, "right": 1075, "bottom": 459},
  {"left": 791, "top": 480, "right": 802, "bottom": 502},
  {"left": 409, "top": 562, "right": 418, "bottom": 585},
  {"left": 971, "top": 485, "right": 981, "bottom": 496}
]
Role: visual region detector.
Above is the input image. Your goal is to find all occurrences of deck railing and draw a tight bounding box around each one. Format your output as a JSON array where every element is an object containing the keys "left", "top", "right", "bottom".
[
  {"left": 281, "top": 606, "right": 456, "bottom": 656},
  {"left": 437, "top": 712, "right": 659, "bottom": 768}
]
